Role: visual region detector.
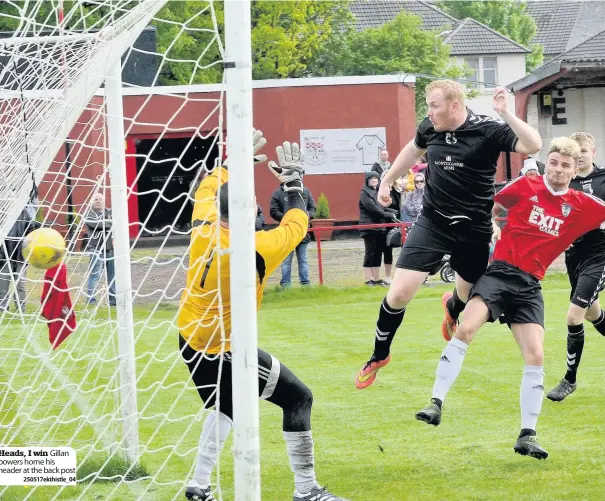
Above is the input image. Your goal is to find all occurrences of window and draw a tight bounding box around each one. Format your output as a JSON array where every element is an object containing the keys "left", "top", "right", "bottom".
[
  {"left": 464, "top": 57, "right": 498, "bottom": 90},
  {"left": 482, "top": 57, "right": 497, "bottom": 88},
  {"left": 464, "top": 58, "right": 479, "bottom": 88}
]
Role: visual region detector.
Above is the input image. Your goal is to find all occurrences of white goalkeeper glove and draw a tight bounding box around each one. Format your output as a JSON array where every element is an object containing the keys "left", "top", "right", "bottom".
[
  {"left": 268, "top": 141, "right": 305, "bottom": 192},
  {"left": 222, "top": 128, "right": 267, "bottom": 168},
  {"left": 252, "top": 128, "right": 268, "bottom": 164}
]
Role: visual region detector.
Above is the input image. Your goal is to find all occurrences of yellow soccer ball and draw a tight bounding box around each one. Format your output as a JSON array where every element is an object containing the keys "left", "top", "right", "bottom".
[{"left": 22, "top": 228, "right": 66, "bottom": 270}]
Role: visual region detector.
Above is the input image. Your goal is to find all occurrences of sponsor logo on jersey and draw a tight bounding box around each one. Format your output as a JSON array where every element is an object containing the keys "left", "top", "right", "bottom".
[
  {"left": 469, "top": 113, "right": 506, "bottom": 125},
  {"left": 435, "top": 156, "right": 464, "bottom": 171},
  {"left": 445, "top": 132, "right": 457, "bottom": 145},
  {"left": 528, "top": 205, "right": 563, "bottom": 236},
  {"left": 561, "top": 203, "right": 573, "bottom": 217}
]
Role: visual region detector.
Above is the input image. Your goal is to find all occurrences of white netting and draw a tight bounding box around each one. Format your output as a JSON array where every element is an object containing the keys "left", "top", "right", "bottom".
[{"left": 0, "top": 1, "right": 238, "bottom": 499}]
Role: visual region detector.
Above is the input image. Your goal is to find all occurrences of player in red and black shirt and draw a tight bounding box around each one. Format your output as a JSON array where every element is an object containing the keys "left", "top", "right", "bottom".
[
  {"left": 547, "top": 132, "right": 605, "bottom": 402},
  {"left": 415, "top": 137, "right": 605, "bottom": 459},
  {"left": 355, "top": 80, "right": 542, "bottom": 390}
]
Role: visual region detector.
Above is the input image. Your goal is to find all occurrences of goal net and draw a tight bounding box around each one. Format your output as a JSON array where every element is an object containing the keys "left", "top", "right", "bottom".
[{"left": 0, "top": 1, "right": 258, "bottom": 500}]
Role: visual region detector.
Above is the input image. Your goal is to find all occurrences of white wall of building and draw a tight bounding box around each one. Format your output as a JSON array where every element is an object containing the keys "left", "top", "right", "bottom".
[
  {"left": 529, "top": 88, "right": 605, "bottom": 165},
  {"left": 453, "top": 53, "right": 525, "bottom": 117}
]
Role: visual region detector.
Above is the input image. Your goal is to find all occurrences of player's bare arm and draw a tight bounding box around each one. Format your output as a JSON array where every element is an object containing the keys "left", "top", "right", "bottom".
[
  {"left": 493, "top": 87, "right": 542, "bottom": 155},
  {"left": 378, "top": 140, "right": 425, "bottom": 207},
  {"left": 491, "top": 204, "right": 503, "bottom": 243}
]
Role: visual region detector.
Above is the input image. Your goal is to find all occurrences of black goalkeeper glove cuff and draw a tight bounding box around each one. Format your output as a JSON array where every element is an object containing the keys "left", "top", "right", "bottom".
[{"left": 285, "top": 190, "right": 306, "bottom": 213}]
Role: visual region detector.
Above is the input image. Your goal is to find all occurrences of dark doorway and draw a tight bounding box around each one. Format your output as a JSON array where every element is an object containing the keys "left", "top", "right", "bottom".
[{"left": 135, "top": 136, "right": 219, "bottom": 235}]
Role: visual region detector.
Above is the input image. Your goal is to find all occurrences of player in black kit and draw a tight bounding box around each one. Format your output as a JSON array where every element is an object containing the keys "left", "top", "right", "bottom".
[
  {"left": 548, "top": 132, "right": 605, "bottom": 402},
  {"left": 355, "top": 80, "right": 542, "bottom": 389}
]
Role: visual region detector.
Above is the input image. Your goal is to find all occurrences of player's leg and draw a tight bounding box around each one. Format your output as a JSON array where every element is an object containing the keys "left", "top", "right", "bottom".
[
  {"left": 179, "top": 335, "right": 232, "bottom": 501},
  {"left": 416, "top": 296, "right": 490, "bottom": 425},
  {"left": 262, "top": 352, "right": 347, "bottom": 501},
  {"left": 511, "top": 322, "right": 548, "bottom": 459},
  {"left": 355, "top": 216, "right": 448, "bottom": 389},
  {"left": 548, "top": 262, "right": 605, "bottom": 401},
  {"left": 441, "top": 239, "right": 490, "bottom": 341}
]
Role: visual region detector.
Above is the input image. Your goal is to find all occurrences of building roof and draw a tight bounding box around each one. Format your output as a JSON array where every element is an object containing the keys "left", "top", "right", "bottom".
[
  {"left": 552, "top": 28, "right": 605, "bottom": 63},
  {"left": 443, "top": 18, "right": 529, "bottom": 55},
  {"left": 350, "top": 0, "right": 457, "bottom": 32},
  {"left": 351, "top": 1, "right": 528, "bottom": 56},
  {"left": 526, "top": 0, "right": 605, "bottom": 57}
]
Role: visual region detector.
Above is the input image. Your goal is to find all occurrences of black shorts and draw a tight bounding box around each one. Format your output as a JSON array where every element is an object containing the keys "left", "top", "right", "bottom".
[
  {"left": 469, "top": 261, "right": 544, "bottom": 328},
  {"left": 396, "top": 212, "right": 490, "bottom": 283},
  {"left": 179, "top": 335, "right": 280, "bottom": 420},
  {"left": 565, "top": 252, "right": 605, "bottom": 308}
]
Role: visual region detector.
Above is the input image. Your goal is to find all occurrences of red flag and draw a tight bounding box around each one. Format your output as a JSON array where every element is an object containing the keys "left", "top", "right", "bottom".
[{"left": 41, "top": 262, "right": 77, "bottom": 350}]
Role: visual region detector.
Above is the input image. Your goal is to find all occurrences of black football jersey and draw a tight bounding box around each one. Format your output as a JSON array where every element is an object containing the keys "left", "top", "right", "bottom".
[
  {"left": 414, "top": 110, "right": 518, "bottom": 233},
  {"left": 567, "top": 164, "right": 605, "bottom": 257}
]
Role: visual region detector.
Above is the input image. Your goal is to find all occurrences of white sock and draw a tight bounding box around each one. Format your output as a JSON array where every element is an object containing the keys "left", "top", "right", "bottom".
[
  {"left": 284, "top": 431, "right": 318, "bottom": 495},
  {"left": 520, "top": 365, "right": 544, "bottom": 431},
  {"left": 432, "top": 337, "right": 468, "bottom": 402},
  {"left": 189, "top": 411, "right": 232, "bottom": 488}
]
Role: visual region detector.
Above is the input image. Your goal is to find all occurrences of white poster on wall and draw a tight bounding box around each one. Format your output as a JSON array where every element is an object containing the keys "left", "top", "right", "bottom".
[{"left": 300, "top": 127, "right": 386, "bottom": 175}]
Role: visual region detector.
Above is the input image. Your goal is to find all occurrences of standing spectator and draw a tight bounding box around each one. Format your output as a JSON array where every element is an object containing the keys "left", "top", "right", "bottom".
[
  {"left": 270, "top": 184, "right": 316, "bottom": 287},
  {"left": 0, "top": 207, "right": 39, "bottom": 312},
  {"left": 401, "top": 173, "right": 425, "bottom": 222},
  {"left": 255, "top": 204, "right": 265, "bottom": 231},
  {"left": 84, "top": 193, "right": 116, "bottom": 306},
  {"left": 359, "top": 171, "right": 399, "bottom": 286},
  {"left": 371, "top": 149, "right": 391, "bottom": 177}
]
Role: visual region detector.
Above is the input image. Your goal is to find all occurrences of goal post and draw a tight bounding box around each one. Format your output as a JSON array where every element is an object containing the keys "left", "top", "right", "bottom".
[{"left": 223, "top": 1, "right": 262, "bottom": 500}]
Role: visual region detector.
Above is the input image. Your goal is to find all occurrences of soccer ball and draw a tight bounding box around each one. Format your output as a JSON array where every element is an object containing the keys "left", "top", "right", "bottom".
[{"left": 22, "top": 228, "right": 66, "bottom": 270}]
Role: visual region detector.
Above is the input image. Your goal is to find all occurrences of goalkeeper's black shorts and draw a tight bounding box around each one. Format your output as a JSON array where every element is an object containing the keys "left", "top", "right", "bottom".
[{"left": 178, "top": 334, "right": 281, "bottom": 420}]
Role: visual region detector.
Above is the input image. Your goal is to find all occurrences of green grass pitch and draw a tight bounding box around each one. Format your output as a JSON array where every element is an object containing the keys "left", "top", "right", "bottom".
[{"left": 3, "top": 272, "right": 605, "bottom": 500}]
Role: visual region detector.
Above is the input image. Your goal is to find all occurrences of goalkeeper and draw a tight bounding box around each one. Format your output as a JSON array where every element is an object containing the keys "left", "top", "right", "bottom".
[{"left": 177, "top": 131, "right": 349, "bottom": 501}]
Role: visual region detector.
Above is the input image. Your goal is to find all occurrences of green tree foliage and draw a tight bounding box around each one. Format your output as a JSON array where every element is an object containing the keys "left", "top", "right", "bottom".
[
  {"left": 153, "top": 1, "right": 353, "bottom": 84},
  {"left": 438, "top": 0, "right": 544, "bottom": 71},
  {"left": 308, "top": 10, "right": 473, "bottom": 121}
]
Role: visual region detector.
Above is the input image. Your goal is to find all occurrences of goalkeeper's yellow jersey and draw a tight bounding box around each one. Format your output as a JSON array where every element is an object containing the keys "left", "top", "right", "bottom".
[{"left": 177, "top": 166, "right": 308, "bottom": 354}]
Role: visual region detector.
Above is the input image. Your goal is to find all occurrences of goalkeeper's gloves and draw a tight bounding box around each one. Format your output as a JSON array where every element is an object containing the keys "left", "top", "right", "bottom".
[
  {"left": 268, "top": 141, "right": 304, "bottom": 192},
  {"left": 222, "top": 128, "right": 268, "bottom": 169}
]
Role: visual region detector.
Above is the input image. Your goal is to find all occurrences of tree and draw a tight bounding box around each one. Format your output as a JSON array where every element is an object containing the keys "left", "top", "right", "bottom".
[
  {"left": 438, "top": 0, "right": 543, "bottom": 71},
  {"left": 152, "top": 0, "right": 353, "bottom": 85},
  {"left": 307, "top": 11, "right": 473, "bottom": 121}
]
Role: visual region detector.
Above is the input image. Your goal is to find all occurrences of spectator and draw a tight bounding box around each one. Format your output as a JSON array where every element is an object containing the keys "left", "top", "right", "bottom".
[
  {"left": 0, "top": 207, "right": 40, "bottom": 312},
  {"left": 359, "top": 171, "right": 399, "bottom": 286},
  {"left": 270, "top": 184, "right": 316, "bottom": 287},
  {"left": 402, "top": 173, "right": 425, "bottom": 222},
  {"left": 371, "top": 149, "right": 391, "bottom": 177},
  {"left": 84, "top": 193, "right": 116, "bottom": 306},
  {"left": 255, "top": 204, "right": 265, "bottom": 231},
  {"left": 521, "top": 158, "right": 540, "bottom": 178}
]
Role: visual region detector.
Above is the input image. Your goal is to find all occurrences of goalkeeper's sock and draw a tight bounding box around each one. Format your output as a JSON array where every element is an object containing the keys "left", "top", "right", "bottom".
[
  {"left": 191, "top": 411, "right": 232, "bottom": 487},
  {"left": 284, "top": 430, "right": 317, "bottom": 494},
  {"left": 446, "top": 288, "right": 466, "bottom": 321},
  {"left": 373, "top": 297, "right": 405, "bottom": 360},
  {"left": 591, "top": 310, "right": 605, "bottom": 336},
  {"left": 432, "top": 337, "right": 468, "bottom": 402}
]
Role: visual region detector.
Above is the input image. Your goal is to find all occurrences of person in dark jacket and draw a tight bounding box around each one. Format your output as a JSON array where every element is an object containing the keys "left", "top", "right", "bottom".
[
  {"left": 270, "top": 185, "right": 316, "bottom": 286},
  {"left": 84, "top": 193, "right": 116, "bottom": 306},
  {"left": 359, "top": 171, "right": 399, "bottom": 286},
  {"left": 255, "top": 204, "right": 265, "bottom": 231},
  {"left": 0, "top": 207, "right": 40, "bottom": 312}
]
